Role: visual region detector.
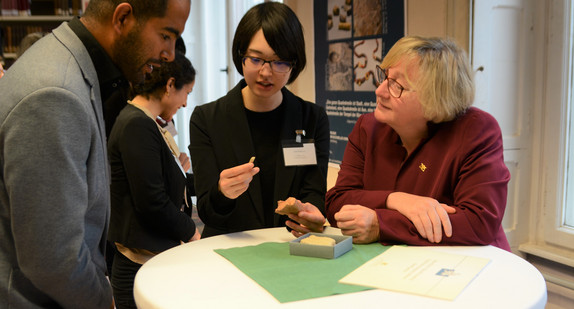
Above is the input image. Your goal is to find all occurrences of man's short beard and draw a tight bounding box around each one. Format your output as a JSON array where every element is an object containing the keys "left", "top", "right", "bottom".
[{"left": 111, "top": 25, "right": 147, "bottom": 84}]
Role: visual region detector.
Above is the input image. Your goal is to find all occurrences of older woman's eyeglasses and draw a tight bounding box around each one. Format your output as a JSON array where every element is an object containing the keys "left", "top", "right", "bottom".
[
  {"left": 376, "top": 66, "right": 413, "bottom": 98},
  {"left": 242, "top": 56, "right": 294, "bottom": 73}
]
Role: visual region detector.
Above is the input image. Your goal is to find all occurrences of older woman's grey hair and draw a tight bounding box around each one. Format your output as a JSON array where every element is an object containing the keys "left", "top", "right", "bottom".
[{"left": 380, "top": 36, "right": 475, "bottom": 123}]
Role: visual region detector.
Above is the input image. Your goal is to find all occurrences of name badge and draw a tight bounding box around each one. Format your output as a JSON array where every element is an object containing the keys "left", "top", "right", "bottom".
[{"left": 282, "top": 140, "right": 317, "bottom": 166}]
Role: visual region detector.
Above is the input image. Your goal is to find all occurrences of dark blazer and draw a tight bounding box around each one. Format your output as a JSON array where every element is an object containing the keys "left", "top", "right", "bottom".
[
  {"left": 189, "top": 80, "right": 330, "bottom": 237},
  {"left": 108, "top": 105, "right": 196, "bottom": 252}
]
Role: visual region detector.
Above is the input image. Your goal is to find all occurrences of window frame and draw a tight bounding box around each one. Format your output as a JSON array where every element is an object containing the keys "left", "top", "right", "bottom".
[{"left": 536, "top": 0, "right": 574, "bottom": 250}]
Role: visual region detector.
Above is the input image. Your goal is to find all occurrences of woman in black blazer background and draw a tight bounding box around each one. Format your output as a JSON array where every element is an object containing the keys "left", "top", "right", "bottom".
[
  {"left": 108, "top": 51, "right": 200, "bottom": 309},
  {"left": 189, "top": 2, "right": 329, "bottom": 238}
]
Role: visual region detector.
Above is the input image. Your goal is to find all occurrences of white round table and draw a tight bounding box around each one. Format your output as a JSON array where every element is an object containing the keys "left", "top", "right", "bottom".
[{"left": 133, "top": 227, "right": 547, "bottom": 309}]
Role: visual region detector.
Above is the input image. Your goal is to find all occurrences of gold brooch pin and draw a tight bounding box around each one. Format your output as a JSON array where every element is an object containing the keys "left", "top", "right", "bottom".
[{"left": 419, "top": 163, "right": 427, "bottom": 172}]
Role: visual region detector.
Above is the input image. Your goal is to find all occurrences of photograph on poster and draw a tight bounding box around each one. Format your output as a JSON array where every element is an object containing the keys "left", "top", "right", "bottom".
[
  {"left": 314, "top": 0, "right": 404, "bottom": 163},
  {"left": 327, "top": 0, "right": 353, "bottom": 41},
  {"left": 353, "top": 0, "right": 384, "bottom": 37},
  {"left": 353, "top": 38, "right": 383, "bottom": 92},
  {"left": 327, "top": 42, "right": 353, "bottom": 91}
]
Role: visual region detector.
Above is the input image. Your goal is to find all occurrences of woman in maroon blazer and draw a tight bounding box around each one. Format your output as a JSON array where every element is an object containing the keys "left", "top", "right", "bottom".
[{"left": 326, "top": 36, "right": 511, "bottom": 251}]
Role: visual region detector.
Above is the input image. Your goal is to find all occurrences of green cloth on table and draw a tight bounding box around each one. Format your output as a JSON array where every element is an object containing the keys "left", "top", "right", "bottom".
[{"left": 214, "top": 241, "right": 389, "bottom": 303}]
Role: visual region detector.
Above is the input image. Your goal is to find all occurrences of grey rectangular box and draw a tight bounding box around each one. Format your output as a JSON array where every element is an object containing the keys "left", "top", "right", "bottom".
[{"left": 289, "top": 232, "right": 353, "bottom": 259}]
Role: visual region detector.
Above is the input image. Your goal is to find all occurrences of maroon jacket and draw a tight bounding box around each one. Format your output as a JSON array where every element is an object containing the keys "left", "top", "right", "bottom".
[{"left": 326, "top": 107, "right": 511, "bottom": 251}]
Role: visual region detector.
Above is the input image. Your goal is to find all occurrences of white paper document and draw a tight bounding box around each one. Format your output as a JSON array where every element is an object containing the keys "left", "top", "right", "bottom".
[{"left": 339, "top": 246, "right": 490, "bottom": 300}]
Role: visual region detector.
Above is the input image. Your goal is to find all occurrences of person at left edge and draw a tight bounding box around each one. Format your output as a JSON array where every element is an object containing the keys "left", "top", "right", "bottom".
[{"left": 0, "top": 0, "right": 191, "bottom": 308}]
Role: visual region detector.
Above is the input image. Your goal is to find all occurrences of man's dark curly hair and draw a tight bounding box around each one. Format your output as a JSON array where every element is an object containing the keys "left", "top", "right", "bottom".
[{"left": 84, "top": 0, "right": 171, "bottom": 23}]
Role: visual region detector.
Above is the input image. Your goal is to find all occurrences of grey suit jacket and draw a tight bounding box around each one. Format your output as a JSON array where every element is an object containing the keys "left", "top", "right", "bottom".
[{"left": 0, "top": 22, "right": 112, "bottom": 308}]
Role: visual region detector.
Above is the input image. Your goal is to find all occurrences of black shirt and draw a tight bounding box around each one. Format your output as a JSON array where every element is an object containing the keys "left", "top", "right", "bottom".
[
  {"left": 68, "top": 17, "right": 129, "bottom": 137},
  {"left": 245, "top": 104, "right": 284, "bottom": 227}
]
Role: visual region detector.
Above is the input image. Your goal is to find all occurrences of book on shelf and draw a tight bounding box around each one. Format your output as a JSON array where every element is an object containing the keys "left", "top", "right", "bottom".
[
  {"left": 2, "top": 0, "right": 84, "bottom": 16},
  {"left": 3, "top": 26, "right": 12, "bottom": 54},
  {"left": 1, "top": 24, "right": 47, "bottom": 55},
  {"left": 18, "top": 0, "right": 30, "bottom": 15},
  {"left": 0, "top": 26, "right": 5, "bottom": 60},
  {"left": 2, "top": 0, "right": 18, "bottom": 16},
  {"left": 1, "top": 0, "right": 30, "bottom": 16},
  {"left": 51, "top": 0, "right": 83, "bottom": 16},
  {"left": 0, "top": 32, "right": 3, "bottom": 62}
]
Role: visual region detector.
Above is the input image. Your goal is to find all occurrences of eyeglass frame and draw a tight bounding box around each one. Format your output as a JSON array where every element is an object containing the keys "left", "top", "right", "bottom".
[
  {"left": 375, "top": 66, "right": 414, "bottom": 98},
  {"left": 241, "top": 56, "right": 295, "bottom": 73}
]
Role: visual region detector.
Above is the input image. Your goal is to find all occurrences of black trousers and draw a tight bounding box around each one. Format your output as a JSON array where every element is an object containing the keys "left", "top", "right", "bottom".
[{"left": 111, "top": 251, "right": 142, "bottom": 309}]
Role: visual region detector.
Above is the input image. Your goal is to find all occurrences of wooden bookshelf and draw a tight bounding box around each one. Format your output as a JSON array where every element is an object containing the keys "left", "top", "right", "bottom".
[
  {"left": 0, "top": 15, "right": 74, "bottom": 22},
  {"left": 0, "top": 0, "right": 89, "bottom": 68},
  {"left": 0, "top": 15, "right": 73, "bottom": 68}
]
